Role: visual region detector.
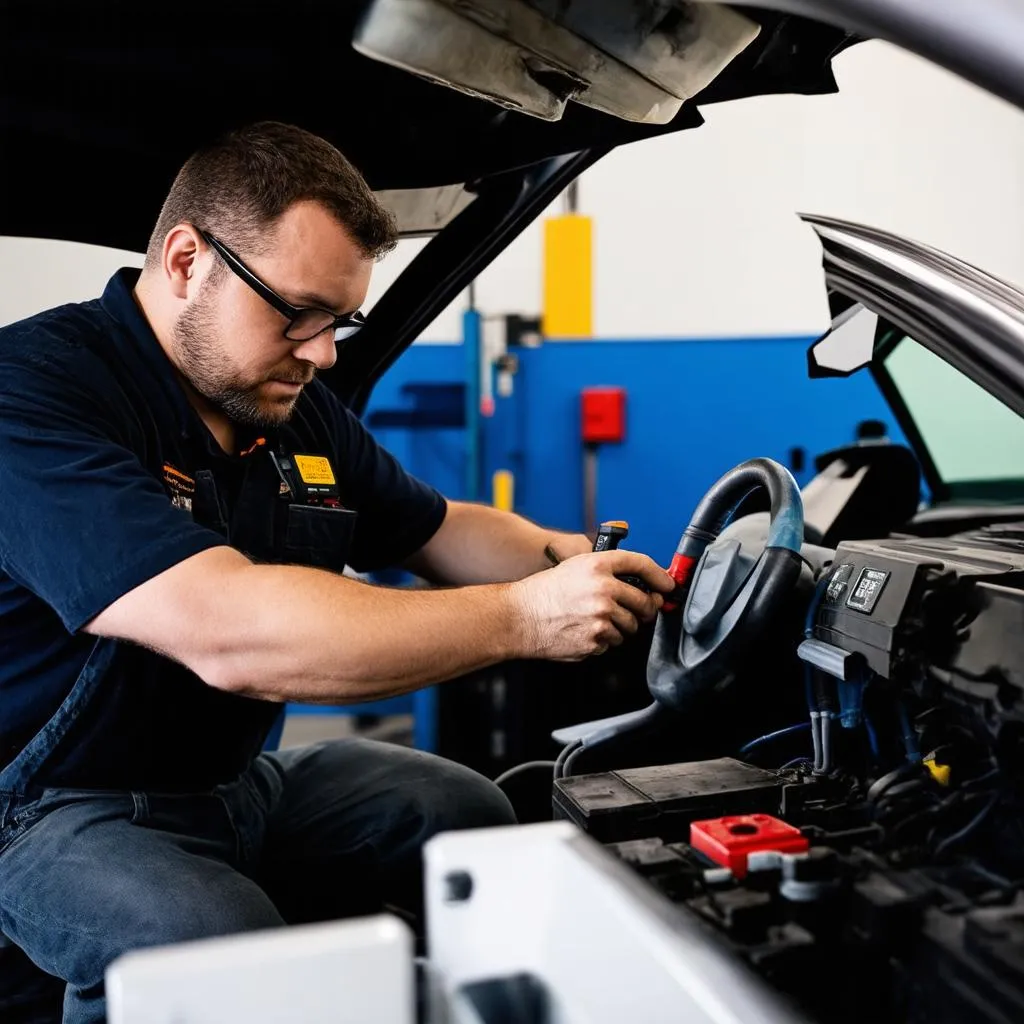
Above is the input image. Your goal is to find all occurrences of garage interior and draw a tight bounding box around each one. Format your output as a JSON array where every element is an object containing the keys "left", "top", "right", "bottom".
[{"left": 3, "top": 2, "right": 1024, "bottom": 1023}]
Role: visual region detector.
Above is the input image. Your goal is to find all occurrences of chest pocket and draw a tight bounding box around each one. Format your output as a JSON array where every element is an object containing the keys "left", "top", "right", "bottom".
[
  {"left": 181, "top": 449, "right": 357, "bottom": 572},
  {"left": 192, "top": 470, "right": 228, "bottom": 536},
  {"left": 283, "top": 504, "right": 358, "bottom": 573}
]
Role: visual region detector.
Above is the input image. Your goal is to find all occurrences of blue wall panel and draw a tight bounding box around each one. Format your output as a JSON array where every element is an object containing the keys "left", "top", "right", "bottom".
[
  {"left": 362, "top": 344, "right": 468, "bottom": 505},
  {"left": 363, "top": 337, "right": 900, "bottom": 566}
]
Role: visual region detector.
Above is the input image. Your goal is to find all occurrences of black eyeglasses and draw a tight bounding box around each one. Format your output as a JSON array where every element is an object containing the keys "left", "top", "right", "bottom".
[{"left": 197, "top": 229, "right": 366, "bottom": 343}]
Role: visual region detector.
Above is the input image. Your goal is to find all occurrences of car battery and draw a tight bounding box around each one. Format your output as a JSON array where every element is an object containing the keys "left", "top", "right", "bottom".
[{"left": 553, "top": 757, "right": 789, "bottom": 844}]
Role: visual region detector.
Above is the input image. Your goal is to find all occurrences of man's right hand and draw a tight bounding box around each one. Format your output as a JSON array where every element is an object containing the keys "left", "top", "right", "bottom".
[{"left": 508, "top": 550, "right": 676, "bottom": 661}]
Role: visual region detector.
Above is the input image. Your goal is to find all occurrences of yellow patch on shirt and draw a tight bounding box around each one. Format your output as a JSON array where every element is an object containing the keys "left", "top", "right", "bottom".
[{"left": 293, "top": 454, "right": 336, "bottom": 487}]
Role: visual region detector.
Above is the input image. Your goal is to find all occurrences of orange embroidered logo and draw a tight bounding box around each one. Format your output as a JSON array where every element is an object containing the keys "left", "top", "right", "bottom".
[
  {"left": 163, "top": 463, "right": 195, "bottom": 513},
  {"left": 239, "top": 437, "right": 267, "bottom": 458}
]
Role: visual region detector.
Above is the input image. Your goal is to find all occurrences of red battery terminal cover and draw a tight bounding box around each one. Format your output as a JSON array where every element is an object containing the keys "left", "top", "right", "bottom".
[{"left": 689, "top": 814, "right": 809, "bottom": 878}]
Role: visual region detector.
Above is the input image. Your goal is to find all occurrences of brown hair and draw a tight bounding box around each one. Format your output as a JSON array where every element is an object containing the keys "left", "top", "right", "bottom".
[{"left": 144, "top": 121, "right": 397, "bottom": 268}]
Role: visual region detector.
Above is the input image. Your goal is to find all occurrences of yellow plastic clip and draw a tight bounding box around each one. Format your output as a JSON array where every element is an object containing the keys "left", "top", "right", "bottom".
[{"left": 924, "top": 758, "right": 952, "bottom": 787}]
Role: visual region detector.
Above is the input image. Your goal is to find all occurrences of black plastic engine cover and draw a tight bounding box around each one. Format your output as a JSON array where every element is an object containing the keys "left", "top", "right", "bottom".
[{"left": 813, "top": 537, "right": 1024, "bottom": 698}]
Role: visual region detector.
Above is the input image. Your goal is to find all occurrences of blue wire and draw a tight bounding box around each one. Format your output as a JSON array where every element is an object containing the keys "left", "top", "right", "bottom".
[
  {"left": 898, "top": 701, "right": 921, "bottom": 763},
  {"left": 805, "top": 574, "right": 832, "bottom": 639},
  {"left": 934, "top": 794, "right": 999, "bottom": 858},
  {"left": 803, "top": 574, "right": 832, "bottom": 728},
  {"left": 864, "top": 715, "right": 881, "bottom": 760},
  {"left": 739, "top": 722, "right": 811, "bottom": 757},
  {"left": 792, "top": 572, "right": 834, "bottom": 771}
]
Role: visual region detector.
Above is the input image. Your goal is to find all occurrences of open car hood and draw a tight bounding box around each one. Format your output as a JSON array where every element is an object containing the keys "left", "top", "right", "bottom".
[
  {"left": 2, "top": 1, "right": 855, "bottom": 252},
  {"left": 5, "top": 0, "right": 1024, "bottom": 410}
]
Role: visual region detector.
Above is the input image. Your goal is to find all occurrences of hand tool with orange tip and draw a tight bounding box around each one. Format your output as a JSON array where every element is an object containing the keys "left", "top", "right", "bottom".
[{"left": 592, "top": 520, "right": 650, "bottom": 592}]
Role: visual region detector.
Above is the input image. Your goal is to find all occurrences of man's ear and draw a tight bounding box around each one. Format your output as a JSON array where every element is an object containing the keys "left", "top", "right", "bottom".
[{"left": 162, "top": 225, "right": 203, "bottom": 301}]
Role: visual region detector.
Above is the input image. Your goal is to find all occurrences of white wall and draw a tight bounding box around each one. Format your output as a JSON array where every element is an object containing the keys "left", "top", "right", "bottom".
[
  {"left": 0, "top": 237, "right": 143, "bottom": 327},
  {"left": 400, "top": 40, "right": 1024, "bottom": 341},
  {"left": 581, "top": 39, "right": 1024, "bottom": 339},
  {"left": 4, "top": 40, "right": 1024, "bottom": 341}
]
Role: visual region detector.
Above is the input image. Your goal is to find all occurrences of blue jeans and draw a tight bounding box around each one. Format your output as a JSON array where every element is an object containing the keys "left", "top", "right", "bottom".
[{"left": 0, "top": 740, "right": 515, "bottom": 1024}]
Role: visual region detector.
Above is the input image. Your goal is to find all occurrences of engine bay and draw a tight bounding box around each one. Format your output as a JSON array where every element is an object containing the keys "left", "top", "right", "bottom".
[{"left": 554, "top": 525, "right": 1024, "bottom": 1024}]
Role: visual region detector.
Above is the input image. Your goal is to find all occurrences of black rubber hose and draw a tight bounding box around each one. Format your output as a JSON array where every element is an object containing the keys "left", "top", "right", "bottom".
[
  {"left": 557, "top": 703, "right": 669, "bottom": 779},
  {"left": 689, "top": 458, "right": 799, "bottom": 537},
  {"left": 677, "top": 457, "right": 803, "bottom": 559},
  {"left": 648, "top": 458, "right": 804, "bottom": 713},
  {"left": 562, "top": 744, "right": 587, "bottom": 778},
  {"left": 553, "top": 739, "right": 582, "bottom": 780},
  {"left": 494, "top": 760, "right": 556, "bottom": 788}
]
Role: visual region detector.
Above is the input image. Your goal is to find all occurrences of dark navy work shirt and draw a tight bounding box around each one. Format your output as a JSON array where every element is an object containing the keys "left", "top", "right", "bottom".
[{"left": 0, "top": 270, "right": 446, "bottom": 791}]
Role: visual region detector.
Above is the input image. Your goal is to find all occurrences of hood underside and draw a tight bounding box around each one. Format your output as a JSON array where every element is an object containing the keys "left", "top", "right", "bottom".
[{"left": 2, "top": 1, "right": 853, "bottom": 252}]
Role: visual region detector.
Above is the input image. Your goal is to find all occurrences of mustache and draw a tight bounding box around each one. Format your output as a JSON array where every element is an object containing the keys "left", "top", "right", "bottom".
[{"left": 269, "top": 366, "right": 317, "bottom": 386}]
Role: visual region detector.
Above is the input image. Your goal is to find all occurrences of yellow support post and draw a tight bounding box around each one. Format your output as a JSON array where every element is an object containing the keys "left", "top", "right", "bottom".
[
  {"left": 492, "top": 469, "right": 515, "bottom": 512},
  {"left": 542, "top": 213, "right": 593, "bottom": 338}
]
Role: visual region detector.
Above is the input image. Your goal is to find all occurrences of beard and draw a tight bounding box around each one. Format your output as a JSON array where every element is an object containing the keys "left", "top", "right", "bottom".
[{"left": 173, "top": 279, "right": 314, "bottom": 428}]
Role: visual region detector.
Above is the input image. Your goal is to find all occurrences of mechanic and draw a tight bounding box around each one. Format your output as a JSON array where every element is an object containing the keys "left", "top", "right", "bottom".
[{"left": 0, "top": 121, "right": 673, "bottom": 1023}]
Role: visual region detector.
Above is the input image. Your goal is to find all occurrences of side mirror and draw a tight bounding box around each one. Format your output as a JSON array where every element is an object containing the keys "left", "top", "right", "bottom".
[{"left": 807, "top": 303, "right": 878, "bottom": 378}]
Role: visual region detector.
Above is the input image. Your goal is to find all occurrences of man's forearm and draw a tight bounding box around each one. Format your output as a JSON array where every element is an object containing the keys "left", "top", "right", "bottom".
[
  {"left": 407, "top": 501, "right": 591, "bottom": 585},
  {"left": 91, "top": 541, "right": 676, "bottom": 706},
  {"left": 212, "top": 565, "right": 528, "bottom": 702},
  {"left": 95, "top": 548, "right": 531, "bottom": 704}
]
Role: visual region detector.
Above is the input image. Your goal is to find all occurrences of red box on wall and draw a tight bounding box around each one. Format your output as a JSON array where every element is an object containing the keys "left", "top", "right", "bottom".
[{"left": 581, "top": 387, "right": 627, "bottom": 444}]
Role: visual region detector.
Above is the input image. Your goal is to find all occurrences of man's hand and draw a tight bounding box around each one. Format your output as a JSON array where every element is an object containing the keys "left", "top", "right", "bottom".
[{"left": 508, "top": 550, "right": 675, "bottom": 661}]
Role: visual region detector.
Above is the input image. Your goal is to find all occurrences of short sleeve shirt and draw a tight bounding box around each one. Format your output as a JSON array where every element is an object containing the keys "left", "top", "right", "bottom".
[{"left": 0, "top": 269, "right": 446, "bottom": 790}]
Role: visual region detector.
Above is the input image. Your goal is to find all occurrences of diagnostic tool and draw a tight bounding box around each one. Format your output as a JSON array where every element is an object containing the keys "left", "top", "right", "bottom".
[{"left": 593, "top": 520, "right": 649, "bottom": 592}]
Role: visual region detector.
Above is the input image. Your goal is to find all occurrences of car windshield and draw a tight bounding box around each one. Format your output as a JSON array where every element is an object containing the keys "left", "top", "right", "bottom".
[{"left": 884, "top": 334, "right": 1024, "bottom": 489}]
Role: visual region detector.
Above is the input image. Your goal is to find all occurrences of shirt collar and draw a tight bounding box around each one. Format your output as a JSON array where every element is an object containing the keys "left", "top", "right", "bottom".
[{"left": 99, "top": 268, "right": 196, "bottom": 439}]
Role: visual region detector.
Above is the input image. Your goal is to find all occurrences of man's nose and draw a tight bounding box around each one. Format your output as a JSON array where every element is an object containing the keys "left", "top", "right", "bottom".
[{"left": 292, "top": 330, "right": 338, "bottom": 371}]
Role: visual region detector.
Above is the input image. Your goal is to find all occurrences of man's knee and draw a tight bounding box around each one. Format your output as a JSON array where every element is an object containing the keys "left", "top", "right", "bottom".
[
  {"left": 265, "top": 740, "right": 516, "bottom": 879},
  {"left": 273, "top": 739, "right": 517, "bottom": 838},
  {"left": 405, "top": 754, "right": 517, "bottom": 838},
  {"left": 137, "top": 884, "right": 285, "bottom": 949},
  {"left": 26, "top": 893, "right": 282, "bottom": 1024},
  {"left": 10, "top": 888, "right": 282, "bottom": 987}
]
